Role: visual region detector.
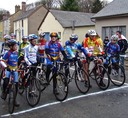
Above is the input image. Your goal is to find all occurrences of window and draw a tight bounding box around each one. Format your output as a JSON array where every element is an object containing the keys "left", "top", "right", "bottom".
[{"left": 102, "top": 26, "right": 126, "bottom": 40}]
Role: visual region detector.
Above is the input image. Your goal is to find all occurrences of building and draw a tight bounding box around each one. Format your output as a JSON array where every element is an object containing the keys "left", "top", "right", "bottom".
[
  {"left": 92, "top": 0, "right": 128, "bottom": 40},
  {"left": 14, "top": 2, "right": 48, "bottom": 42},
  {"left": 38, "top": 10, "right": 95, "bottom": 45}
]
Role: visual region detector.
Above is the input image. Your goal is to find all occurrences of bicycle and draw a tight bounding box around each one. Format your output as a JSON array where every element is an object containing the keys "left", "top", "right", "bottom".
[
  {"left": 36, "top": 59, "right": 68, "bottom": 101},
  {"left": 87, "top": 55, "right": 110, "bottom": 90},
  {"left": 106, "top": 55, "right": 126, "bottom": 86},
  {"left": 62, "top": 56, "right": 90, "bottom": 94},
  {"left": 18, "top": 64, "right": 41, "bottom": 107},
  {"left": 1, "top": 69, "right": 17, "bottom": 114}
]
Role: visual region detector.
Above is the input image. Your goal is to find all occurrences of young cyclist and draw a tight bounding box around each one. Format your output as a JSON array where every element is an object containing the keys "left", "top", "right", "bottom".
[
  {"left": 45, "top": 32, "right": 67, "bottom": 94},
  {"left": 37, "top": 32, "right": 46, "bottom": 63},
  {"left": 65, "top": 34, "right": 91, "bottom": 85},
  {"left": 18, "top": 36, "right": 29, "bottom": 66},
  {"left": 83, "top": 29, "right": 105, "bottom": 87},
  {"left": 1, "top": 35, "right": 11, "bottom": 55},
  {"left": 24, "top": 34, "right": 38, "bottom": 66},
  {"left": 1, "top": 39, "right": 20, "bottom": 107},
  {"left": 104, "top": 34, "right": 120, "bottom": 76}
]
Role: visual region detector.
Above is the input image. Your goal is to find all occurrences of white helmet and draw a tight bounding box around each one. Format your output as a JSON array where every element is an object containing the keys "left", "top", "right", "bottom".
[
  {"left": 111, "top": 34, "right": 118, "bottom": 41},
  {"left": 88, "top": 29, "right": 97, "bottom": 36}
]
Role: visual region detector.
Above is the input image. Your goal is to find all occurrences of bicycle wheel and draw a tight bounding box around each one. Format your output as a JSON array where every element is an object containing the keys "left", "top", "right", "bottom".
[
  {"left": 26, "top": 77, "right": 41, "bottom": 107},
  {"left": 36, "top": 68, "right": 46, "bottom": 91},
  {"left": 54, "top": 72, "right": 68, "bottom": 101},
  {"left": 75, "top": 69, "right": 90, "bottom": 94},
  {"left": 95, "top": 65, "right": 110, "bottom": 90},
  {"left": 8, "top": 84, "right": 16, "bottom": 114},
  {"left": 110, "top": 65, "right": 125, "bottom": 86}
]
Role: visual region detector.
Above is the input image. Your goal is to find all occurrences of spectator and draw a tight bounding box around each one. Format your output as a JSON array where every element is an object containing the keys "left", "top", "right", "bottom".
[
  {"left": 103, "top": 36, "right": 110, "bottom": 51},
  {"left": 116, "top": 31, "right": 128, "bottom": 67}
]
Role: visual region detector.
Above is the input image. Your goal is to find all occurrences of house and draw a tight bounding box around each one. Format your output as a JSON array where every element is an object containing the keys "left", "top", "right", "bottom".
[
  {"left": 14, "top": 2, "right": 48, "bottom": 42},
  {"left": 38, "top": 10, "right": 95, "bottom": 45},
  {"left": 92, "top": 0, "right": 128, "bottom": 40},
  {"left": 0, "top": 21, "right": 3, "bottom": 41}
]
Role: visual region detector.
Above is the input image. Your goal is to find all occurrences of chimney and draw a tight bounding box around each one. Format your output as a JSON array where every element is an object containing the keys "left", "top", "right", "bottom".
[
  {"left": 15, "top": 5, "right": 20, "bottom": 13},
  {"left": 22, "top": 2, "right": 26, "bottom": 12}
]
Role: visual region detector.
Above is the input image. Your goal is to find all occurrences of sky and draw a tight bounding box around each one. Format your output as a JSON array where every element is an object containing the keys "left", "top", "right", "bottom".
[{"left": 0, "top": 0, "right": 113, "bottom": 14}]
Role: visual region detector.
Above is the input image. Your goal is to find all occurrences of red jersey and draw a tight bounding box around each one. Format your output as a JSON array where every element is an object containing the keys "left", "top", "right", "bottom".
[{"left": 38, "top": 39, "right": 46, "bottom": 55}]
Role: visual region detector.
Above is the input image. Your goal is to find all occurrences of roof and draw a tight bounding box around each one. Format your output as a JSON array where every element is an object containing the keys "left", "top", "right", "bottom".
[
  {"left": 50, "top": 10, "right": 95, "bottom": 28},
  {"left": 92, "top": 0, "right": 128, "bottom": 19},
  {"left": 14, "top": 5, "right": 43, "bottom": 21}
]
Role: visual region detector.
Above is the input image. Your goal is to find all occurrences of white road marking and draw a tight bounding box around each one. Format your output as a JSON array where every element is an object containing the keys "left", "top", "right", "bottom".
[{"left": 1, "top": 85, "right": 128, "bottom": 117}]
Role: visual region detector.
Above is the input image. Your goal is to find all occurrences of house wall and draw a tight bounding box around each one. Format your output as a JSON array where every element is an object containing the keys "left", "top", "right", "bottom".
[
  {"left": 95, "top": 17, "right": 128, "bottom": 39},
  {"left": 0, "top": 21, "right": 3, "bottom": 41},
  {"left": 14, "top": 18, "right": 28, "bottom": 42},
  {"left": 28, "top": 6, "right": 48, "bottom": 35},
  {"left": 39, "top": 12, "right": 95, "bottom": 45}
]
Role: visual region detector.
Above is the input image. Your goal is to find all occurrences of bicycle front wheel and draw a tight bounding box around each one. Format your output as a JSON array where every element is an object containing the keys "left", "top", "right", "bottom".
[
  {"left": 95, "top": 65, "right": 110, "bottom": 90},
  {"left": 26, "top": 77, "right": 41, "bottom": 107},
  {"left": 54, "top": 72, "right": 68, "bottom": 101},
  {"left": 75, "top": 69, "right": 90, "bottom": 94},
  {"left": 110, "top": 65, "right": 125, "bottom": 86},
  {"left": 8, "top": 84, "right": 16, "bottom": 114}
]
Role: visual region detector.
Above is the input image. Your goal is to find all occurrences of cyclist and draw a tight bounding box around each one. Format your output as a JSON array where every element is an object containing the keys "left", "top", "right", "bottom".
[
  {"left": 83, "top": 29, "right": 105, "bottom": 87},
  {"left": 24, "top": 34, "right": 38, "bottom": 67},
  {"left": 104, "top": 34, "right": 120, "bottom": 76},
  {"left": 37, "top": 32, "right": 46, "bottom": 63},
  {"left": 1, "top": 39, "right": 20, "bottom": 107},
  {"left": 18, "top": 36, "right": 29, "bottom": 66},
  {"left": 65, "top": 34, "right": 91, "bottom": 77},
  {"left": 45, "top": 32, "right": 67, "bottom": 94},
  {"left": 1, "top": 35, "right": 11, "bottom": 55}
]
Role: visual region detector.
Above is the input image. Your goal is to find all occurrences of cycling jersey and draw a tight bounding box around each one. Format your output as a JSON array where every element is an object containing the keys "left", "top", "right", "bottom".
[
  {"left": 38, "top": 39, "right": 46, "bottom": 55},
  {"left": 65, "top": 40, "right": 89, "bottom": 59},
  {"left": 24, "top": 44, "right": 38, "bottom": 66},
  {"left": 18, "top": 42, "right": 29, "bottom": 57},
  {"left": 83, "top": 37, "right": 104, "bottom": 55},
  {"left": 3, "top": 50, "right": 18, "bottom": 70}
]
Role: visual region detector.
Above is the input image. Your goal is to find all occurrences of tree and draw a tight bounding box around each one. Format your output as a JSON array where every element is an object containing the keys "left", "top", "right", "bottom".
[
  {"left": 91, "top": 0, "right": 103, "bottom": 13},
  {"left": 0, "top": 9, "right": 10, "bottom": 21},
  {"left": 60, "top": 0, "right": 79, "bottom": 11}
]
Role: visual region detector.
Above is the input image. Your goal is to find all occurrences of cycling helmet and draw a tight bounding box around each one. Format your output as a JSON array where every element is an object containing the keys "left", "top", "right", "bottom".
[
  {"left": 88, "top": 29, "right": 97, "bottom": 36},
  {"left": 70, "top": 34, "right": 78, "bottom": 41},
  {"left": 28, "top": 34, "right": 38, "bottom": 40},
  {"left": 8, "top": 39, "right": 17, "bottom": 47},
  {"left": 50, "top": 32, "right": 58, "bottom": 37},
  {"left": 4, "top": 35, "right": 11, "bottom": 40},
  {"left": 111, "top": 34, "right": 118, "bottom": 41},
  {"left": 39, "top": 32, "right": 45, "bottom": 37},
  {"left": 57, "top": 33, "right": 61, "bottom": 39},
  {"left": 22, "top": 36, "right": 28, "bottom": 40}
]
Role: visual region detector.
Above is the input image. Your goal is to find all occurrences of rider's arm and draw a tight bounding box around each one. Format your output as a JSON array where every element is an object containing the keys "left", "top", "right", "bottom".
[
  {"left": 24, "top": 46, "right": 31, "bottom": 66},
  {"left": 65, "top": 46, "right": 75, "bottom": 58}
]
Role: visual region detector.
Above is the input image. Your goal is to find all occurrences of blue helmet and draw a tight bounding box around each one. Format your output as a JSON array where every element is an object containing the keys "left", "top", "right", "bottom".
[
  {"left": 8, "top": 39, "right": 17, "bottom": 47},
  {"left": 28, "top": 34, "right": 38, "bottom": 40},
  {"left": 70, "top": 34, "right": 78, "bottom": 41}
]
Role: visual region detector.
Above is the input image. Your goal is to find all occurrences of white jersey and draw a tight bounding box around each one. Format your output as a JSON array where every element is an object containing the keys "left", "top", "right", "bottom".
[{"left": 24, "top": 44, "right": 38, "bottom": 66}]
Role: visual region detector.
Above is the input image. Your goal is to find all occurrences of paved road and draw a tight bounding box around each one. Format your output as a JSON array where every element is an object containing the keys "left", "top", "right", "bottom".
[{"left": 0, "top": 64, "right": 128, "bottom": 118}]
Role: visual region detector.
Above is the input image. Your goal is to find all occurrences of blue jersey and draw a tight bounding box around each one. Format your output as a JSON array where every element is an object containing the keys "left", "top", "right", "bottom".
[
  {"left": 45, "top": 41, "right": 64, "bottom": 58},
  {"left": 3, "top": 50, "right": 18, "bottom": 67},
  {"left": 106, "top": 42, "right": 120, "bottom": 55},
  {"left": 65, "top": 40, "right": 88, "bottom": 58}
]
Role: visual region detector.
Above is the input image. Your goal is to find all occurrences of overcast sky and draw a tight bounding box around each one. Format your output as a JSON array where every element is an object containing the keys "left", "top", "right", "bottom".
[{"left": 0, "top": 0, "right": 113, "bottom": 14}]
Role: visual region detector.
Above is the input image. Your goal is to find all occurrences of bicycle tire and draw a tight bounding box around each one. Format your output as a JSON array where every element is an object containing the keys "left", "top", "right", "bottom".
[
  {"left": 36, "top": 68, "right": 46, "bottom": 91},
  {"left": 75, "top": 68, "right": 90, "bottom": 94},
  {"left": 95, "top": 65, "right": 110, "bottom": 90},
  {"left": 26, "top": 77, "right": 41, "bottom": 107},
  {"left": 54, "top": 71, "right": 68, "bottom": 101},
  {"left": 8, "top": 84, "right": 16, "bottom": 114},
  {"left": 110, "top": 65, "right": 125, "bottom": 86}
]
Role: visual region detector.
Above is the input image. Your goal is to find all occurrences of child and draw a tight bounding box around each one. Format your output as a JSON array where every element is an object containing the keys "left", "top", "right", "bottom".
[{"left": 1, "top": 39, "right": 20, "bottom": 107}]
